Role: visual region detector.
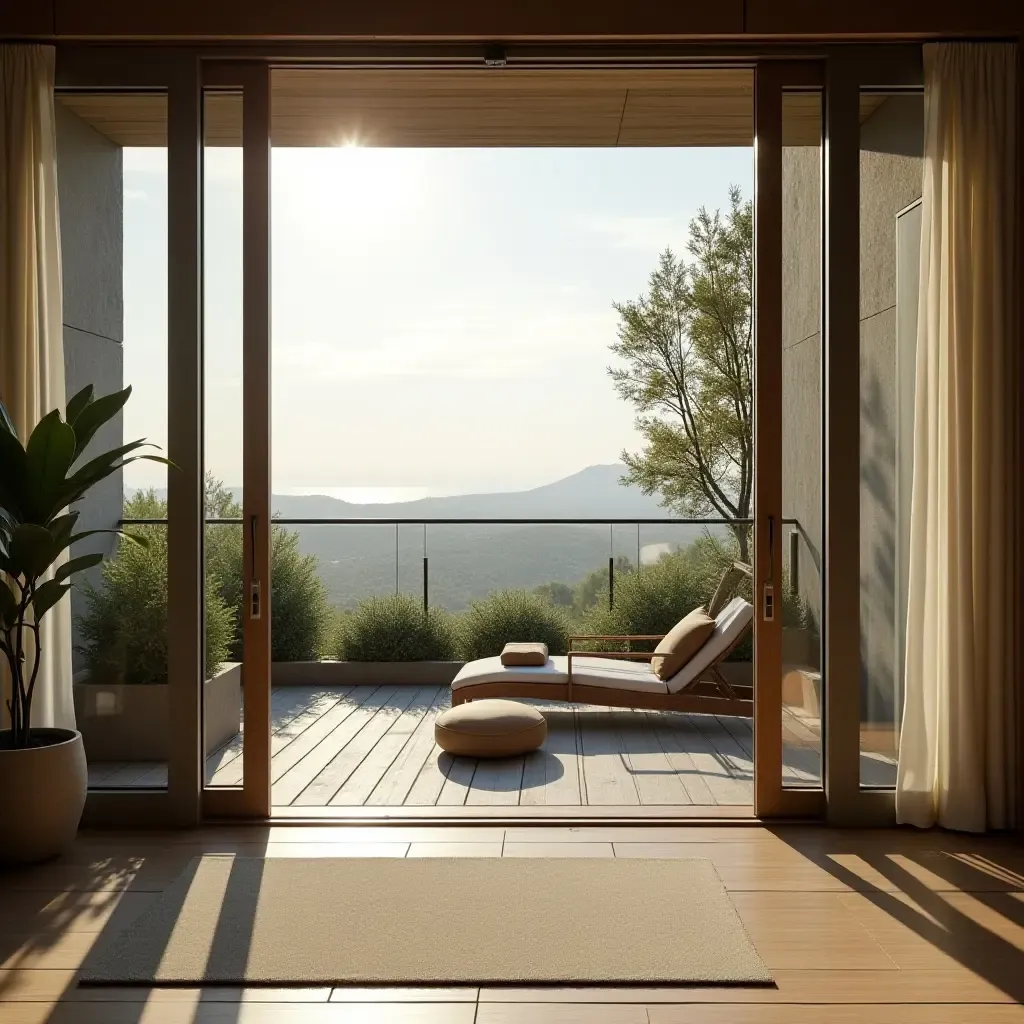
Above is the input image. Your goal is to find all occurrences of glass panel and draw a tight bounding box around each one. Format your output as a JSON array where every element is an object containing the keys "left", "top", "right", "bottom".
[
  {"left": 203, "top": 89, "right": 245, "bottom": 788},
  {"left": 781, "top": 91, "right": 824, "bottom": 788},
  {"left": 55, "top": 92, "right": 170, "bottom": 789},
  {"left": 858, "top": 91, "right": 924, "bottom": 787}
]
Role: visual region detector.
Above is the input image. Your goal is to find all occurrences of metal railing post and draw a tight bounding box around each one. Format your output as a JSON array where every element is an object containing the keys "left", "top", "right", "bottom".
[
  {"left": 789, "top": 528, "right": 800, "bottom": 596},
  {"left": 422, "top": 523, "right": 428, "bottom": 616}
]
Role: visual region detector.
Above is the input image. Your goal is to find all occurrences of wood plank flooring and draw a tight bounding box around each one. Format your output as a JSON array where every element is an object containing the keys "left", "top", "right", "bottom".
[
  {"left": 86, "top": 684, "right": 896, "bottom": 806},
  {"left": 1, "top": 824, "right": 1022, "bottom": 1022}
]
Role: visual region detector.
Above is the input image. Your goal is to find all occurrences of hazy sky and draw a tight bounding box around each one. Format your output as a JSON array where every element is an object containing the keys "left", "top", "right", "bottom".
[{"left": 123, "top": 145, "right": 752, "bottom": 498}]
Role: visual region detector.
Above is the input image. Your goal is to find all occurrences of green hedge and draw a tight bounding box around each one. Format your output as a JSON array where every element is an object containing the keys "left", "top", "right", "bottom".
[
  {"left": 204, "top": 479, "right": 332, "bottom": 662},
  {"left": 77, "top": 492, "right": 234, "bottom": 685},
  {"left": 583, "top": 538, "right": 807, "bottom": 660},
  {"left": 334, "top": 593, "right": 460, "bottom": 661},
  {"left": 458, "top": 588, "right": 570, "bottom": 659}
]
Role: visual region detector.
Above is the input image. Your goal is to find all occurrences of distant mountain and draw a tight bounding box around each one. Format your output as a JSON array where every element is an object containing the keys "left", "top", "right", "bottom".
[
  {"left": 265, "top": 464, "right": 669, "bottom": 521},
  {"left": 128, "top": 466, "right": 728, "bottom": 611}
]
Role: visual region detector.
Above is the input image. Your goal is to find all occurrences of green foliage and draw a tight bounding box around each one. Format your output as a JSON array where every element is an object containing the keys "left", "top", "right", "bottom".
[
  {"left": 334, "top": 593, "right": 459, "bottom": 661},
  {"left": 458, "top": 588, "right": 571, "bottom": 659},
  {"left": 532, "top": 581, "right": 574, "bottom": 608},
  {"left": 0, "top": 385, "right": 168, "bottom": 746},
  {"left": 609, "top": 186, "right": 753, "bottom": 560},
  {"left": 77, "top": 490, "right": 233, "bottom": 685},
  {"left": 582, "top": 536, "right": 807, "bottom": 661},
  {"left": 583, "top": 542, "right": 724, "bottom": 651},
  {"left": 571, "top": 555, "right": 633, "bottom": 619},
  {"left": 203, "top": 477, "right": 331, "bottom": 662}
]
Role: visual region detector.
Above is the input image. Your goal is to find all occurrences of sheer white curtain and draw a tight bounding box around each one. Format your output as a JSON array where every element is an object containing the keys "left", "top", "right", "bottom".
[
  {"left": 897, "top": 42, "right": 1019, "bottom": 831},
  {"left": 0, "top": 44, "right": 75, "bottom": 732}
]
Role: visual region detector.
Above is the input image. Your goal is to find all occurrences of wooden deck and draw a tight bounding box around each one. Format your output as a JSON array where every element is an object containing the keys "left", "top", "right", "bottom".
[{"left": 87, "top": 684, "right": 896, "bottom": 805}]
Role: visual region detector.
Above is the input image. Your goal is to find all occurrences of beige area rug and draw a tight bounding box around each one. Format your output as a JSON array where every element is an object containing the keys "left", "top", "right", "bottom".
[{"left": 81, "top": 856, "right": 772, "bottom": 986}]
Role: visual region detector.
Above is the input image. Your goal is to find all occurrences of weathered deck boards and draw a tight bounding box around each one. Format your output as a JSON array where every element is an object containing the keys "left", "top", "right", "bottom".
[{"left": 86, "top": 683, "right": 896, "bottom": 804}]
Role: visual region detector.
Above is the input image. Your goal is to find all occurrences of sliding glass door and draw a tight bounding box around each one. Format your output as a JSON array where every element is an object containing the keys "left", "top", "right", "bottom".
[
  {"left": 201, "top": 63, "right": 272, "bottom": 819},
  {"left": 58, "top": 44, "right": 921, "bottom": 827}
]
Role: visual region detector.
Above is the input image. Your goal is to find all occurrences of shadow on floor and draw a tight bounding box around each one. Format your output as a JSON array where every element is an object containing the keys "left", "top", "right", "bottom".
[{"left": 773, "top": 826, "right": 1024, "bottom": 1004}]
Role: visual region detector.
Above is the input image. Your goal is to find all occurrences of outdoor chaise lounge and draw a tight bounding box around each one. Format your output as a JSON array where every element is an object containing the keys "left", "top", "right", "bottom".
[{"left": 450, "top": 565, "right": 755, "bottom": 718}]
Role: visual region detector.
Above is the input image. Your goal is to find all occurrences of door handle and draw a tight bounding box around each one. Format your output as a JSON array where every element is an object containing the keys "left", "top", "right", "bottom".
[
  {"left": 763, "top": 515, "right": 775, "bottom": 622},
  {"left": 249, "top": 514, "right": 261, "bottom": 620}
]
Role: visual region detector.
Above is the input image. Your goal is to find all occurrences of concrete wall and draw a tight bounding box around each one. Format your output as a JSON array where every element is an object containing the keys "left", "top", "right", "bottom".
[
  {"left": 781, "top": 145, "right": 823, "bottom": 639},
  {"left": 858, "top": 95, "right": 923, "bottom": 725},
  {"left": 55, "top": 101, "right": 124, "bottom": 669},
  {"left": 780, "top": 94, "right": 923, "bottom": 725}
]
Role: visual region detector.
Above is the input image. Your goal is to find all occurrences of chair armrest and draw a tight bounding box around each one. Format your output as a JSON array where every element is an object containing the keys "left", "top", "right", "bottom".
[
  {"left": 567, "top": 650, "right": 656, "bottom": 662},
  {"left": 568, "top": 634, "right": 664, "bottom": 651}
]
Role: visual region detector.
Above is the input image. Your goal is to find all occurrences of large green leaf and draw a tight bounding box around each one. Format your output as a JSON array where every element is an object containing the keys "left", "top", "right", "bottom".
[
  {"left": 65, "top": 384, "right": 94, "bottom": 426},
  {"left": 0, "top": 578, "right": 17, "bottom": 629},
  {"left": 0, "top": 506, "right": 13, "bottom": 556},
  {"left": 0, "top": 395, "right": 17, "bottom": 438},
  {"left": 69, "top": 527, "right": 149, "bottom": 550},
  {"left": 47, "top": 512, "right": 80, "bottom": 556},
  {"left": 53, "top": 551, "right": 103, "bottom": 584},
  {"left": 7, "top": 524, "right": 57, "bottom": 581},
  {"left": 70, "top": 385, "right": 131, "bottom": 462},
  {"left": 0, "top": 429, "right": 30, "bottom": 520},
  {"left": 26, "top": 410, "right": 77, "bottom": 522},
  {"left": 60, "top": 439, "right": 158, "bottom": 507},
  {"left": 31, "top": 579, "right": 71, "bottom": 619}
]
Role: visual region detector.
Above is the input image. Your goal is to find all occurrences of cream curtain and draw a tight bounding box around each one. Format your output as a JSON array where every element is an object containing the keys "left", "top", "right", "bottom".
[
  {"left": 897, "top": 43, "right": 1019, "bottom": 831},
  {"left": 0, "top": 44, "right": 75, "bottom": 732}
]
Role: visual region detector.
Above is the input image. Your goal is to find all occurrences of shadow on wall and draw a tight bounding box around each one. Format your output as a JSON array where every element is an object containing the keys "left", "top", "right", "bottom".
[{"left": 860, "top": 367, "right": 897, "bottom": 725}]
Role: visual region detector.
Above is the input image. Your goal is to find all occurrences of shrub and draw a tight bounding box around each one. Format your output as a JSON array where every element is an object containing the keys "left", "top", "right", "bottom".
[
  {"left": 458, "top": 589, "right": 571, "bottom": 660},
  {"left": 581, "top": 536, "right": 807, "bottom": 660},
  {"left": 204, "top": 477, "right": 332, "bottom": 662},
  {"left": 334, "top": 593, "right": 460, "bottom": 661},
  {"left": 77, "top": 490, "right": 234, "bottom": 684},
  {"left": 582, "top": 544, "right": 716, "bottom": 651}
]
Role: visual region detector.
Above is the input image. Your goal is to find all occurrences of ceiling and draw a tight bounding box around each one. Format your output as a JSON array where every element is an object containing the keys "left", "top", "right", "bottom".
[{"left": 58, "top": 68, "right": 885, "bottom": 148}]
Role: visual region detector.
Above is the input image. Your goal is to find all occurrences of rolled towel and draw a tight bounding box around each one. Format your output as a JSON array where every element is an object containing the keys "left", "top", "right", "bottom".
[{"left": 500, "top": 642, "right": 549, "bottom": 667}]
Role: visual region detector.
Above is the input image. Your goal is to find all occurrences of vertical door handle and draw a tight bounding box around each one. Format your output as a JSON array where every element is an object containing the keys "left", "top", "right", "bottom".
[
  {"left": 763, "top": 515, "right": 776, "bottom": 622},
  {"left": 249, "top": 514, "right": 261, "bottom": 619}
]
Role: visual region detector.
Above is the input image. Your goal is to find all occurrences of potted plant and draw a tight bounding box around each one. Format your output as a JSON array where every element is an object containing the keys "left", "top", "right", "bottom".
[{"left": 0, "top": 385, "right": 167, "bottom": 864}]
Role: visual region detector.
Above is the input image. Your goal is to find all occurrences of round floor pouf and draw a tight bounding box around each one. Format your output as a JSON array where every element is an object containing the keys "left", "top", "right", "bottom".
[{"left": 435, "top": 700, "right": 547, "bottom": 758}]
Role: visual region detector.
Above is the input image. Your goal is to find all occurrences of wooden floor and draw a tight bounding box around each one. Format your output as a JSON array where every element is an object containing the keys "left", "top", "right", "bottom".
[
  {"left": 2, "top": 823, "right": 1024, "bottom": 1022},
  {"left": 87, "top": 685, "right": 895, "bottom": 806}
]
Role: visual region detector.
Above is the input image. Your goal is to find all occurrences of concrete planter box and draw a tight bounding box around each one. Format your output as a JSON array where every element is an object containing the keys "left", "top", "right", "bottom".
[
  {"left": 271, "top": 660, "right": 463, "bottom": 687},
  {"left": 73, "top": 663, "right": 241, "bottom": 761}
]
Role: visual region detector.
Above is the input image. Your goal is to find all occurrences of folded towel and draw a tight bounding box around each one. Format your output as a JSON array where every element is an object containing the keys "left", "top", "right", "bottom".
[{"left": 500, "top": 642, "right": 549, "bottom": 667}]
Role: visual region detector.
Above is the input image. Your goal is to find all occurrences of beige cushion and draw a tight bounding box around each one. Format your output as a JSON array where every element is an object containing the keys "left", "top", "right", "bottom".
[
  {"left": 500, "top": 642, "right": 549, "bottom": 667},
  {"left": 651, "top": 606, "right": 716, "bottom": 681},
  {"left": 435, "top": 700, "right": 547, "bottom": 758}
]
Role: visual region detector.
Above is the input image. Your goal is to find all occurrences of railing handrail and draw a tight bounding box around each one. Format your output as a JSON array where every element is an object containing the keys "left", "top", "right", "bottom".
[
  {"left": 112, "top": 514, "right": 806, "bottom": 610},
  {"left": 119, "top": 516, "right": 773, "bottom": 526}
]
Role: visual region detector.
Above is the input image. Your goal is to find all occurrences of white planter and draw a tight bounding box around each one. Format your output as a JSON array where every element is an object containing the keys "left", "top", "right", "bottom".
[
  {"left": 0, "top": 729, "right": 87, "bottom": 865},
  {"left": 74, "top": 663, "right": 241, "bottom": 761}
]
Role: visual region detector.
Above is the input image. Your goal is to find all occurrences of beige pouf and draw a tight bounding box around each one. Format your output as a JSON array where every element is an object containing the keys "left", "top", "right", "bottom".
[{"left": 435, "top": 700, "right": 547, "bottom": 758}]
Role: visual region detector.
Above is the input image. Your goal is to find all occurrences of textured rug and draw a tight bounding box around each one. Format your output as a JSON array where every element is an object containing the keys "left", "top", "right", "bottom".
[{"left": 80, "top": 855, "right": 772, "bottom": 986}]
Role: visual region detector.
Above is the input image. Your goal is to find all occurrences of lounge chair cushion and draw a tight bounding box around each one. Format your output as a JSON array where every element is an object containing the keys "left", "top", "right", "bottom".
[
  {"left": 450, "top": 656, "right": 669, "bottom": 695},
  {"left": 434, "top": 699, "right": 547, "bottom": 758},
  {"left": 501, "top": 642, "right": 549, "bottom": 667},
  {"left": 651, "top": 606, "right": 716, "bottom": 680},
  {"left": 665, "top": 597, "right": 754, "bottom": 693}
]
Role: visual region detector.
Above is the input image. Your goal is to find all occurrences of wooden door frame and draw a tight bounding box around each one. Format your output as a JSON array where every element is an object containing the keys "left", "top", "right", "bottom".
[
  {"left": 200, "top": 61, "right": 273, "bottom": 820},
  {"left": 62, "top": 41, "right": 927, "bottom": 827}
]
